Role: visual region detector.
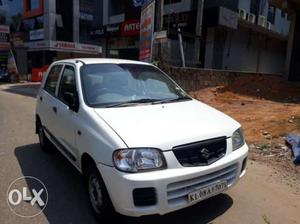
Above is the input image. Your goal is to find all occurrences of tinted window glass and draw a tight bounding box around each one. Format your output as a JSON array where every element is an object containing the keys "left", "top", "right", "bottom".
[
  {"left": 81, "top": 64, "right": 188, "bottom": 107},
  {"left": 44, "top": 65, "right": 63, "bottom": 95},
  {"left": 58, "top": 66, "right": 76, "bottom": 102}
]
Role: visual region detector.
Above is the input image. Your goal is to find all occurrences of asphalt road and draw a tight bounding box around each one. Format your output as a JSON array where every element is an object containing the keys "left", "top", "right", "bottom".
[{"left": 0, "top": 83, "right": 299, "bottom": 224}]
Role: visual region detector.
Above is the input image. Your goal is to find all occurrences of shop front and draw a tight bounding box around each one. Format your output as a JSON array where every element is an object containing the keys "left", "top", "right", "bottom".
[
  {"left": 92, "top": 20, "right": 140, "bottom": 60},
  {"left": 24, "top": 40, "right": 102, "bottom": 81}
]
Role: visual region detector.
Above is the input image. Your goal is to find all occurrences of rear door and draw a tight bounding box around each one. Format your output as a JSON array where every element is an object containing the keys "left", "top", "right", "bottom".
[{"left": 38, "top": 64, "right": 64, "bottom": 135}]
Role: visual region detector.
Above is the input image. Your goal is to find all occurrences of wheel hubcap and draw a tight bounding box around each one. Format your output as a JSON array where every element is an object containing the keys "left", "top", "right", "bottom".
[{"left": 88, "top": 174, "right": 103, "bottom": 214}]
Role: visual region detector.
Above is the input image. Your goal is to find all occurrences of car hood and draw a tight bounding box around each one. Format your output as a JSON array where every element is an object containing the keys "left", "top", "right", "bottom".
[{"left": 93, "top": 100, "right": 240, "bottom": 150}]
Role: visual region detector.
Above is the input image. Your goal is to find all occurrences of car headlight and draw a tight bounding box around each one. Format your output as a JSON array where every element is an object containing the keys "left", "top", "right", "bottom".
[
  {"left": 232, "top": 128, "right": 245, "bottom": 151},
  {"left": 113, "top": 148, "right": 167, "bottom": 173}
]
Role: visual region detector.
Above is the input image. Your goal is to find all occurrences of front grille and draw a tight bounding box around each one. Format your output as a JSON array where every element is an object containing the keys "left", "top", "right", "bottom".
[
  {"left": 132, "top": 188, "right": 157, "bottom": 206},
  {"left": 173, "top": 137, "right": 227, "bottom": 166},
  {"left": 167, "top": 164, "right": 238, "bottom": 205}
]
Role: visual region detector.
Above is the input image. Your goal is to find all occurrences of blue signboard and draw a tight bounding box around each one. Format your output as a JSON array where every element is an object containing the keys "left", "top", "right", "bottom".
[{"left": 133, "top": 0, "right": 153, "bottom": 7}]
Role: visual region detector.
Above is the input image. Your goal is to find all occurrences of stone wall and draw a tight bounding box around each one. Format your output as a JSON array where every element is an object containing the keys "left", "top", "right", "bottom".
[{"left": 162, "top": 66, "right": 282, "bottom": 92}]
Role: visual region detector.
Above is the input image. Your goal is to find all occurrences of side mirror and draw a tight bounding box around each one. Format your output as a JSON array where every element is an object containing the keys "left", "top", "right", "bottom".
[{"left": 63, "top": 92, "right": 79, "bottom": 112}]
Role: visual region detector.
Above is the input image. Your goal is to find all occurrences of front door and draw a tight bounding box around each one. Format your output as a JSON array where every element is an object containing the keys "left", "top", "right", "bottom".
[{"left": 53, "top": 64, "right": 79, "bottom": 164}]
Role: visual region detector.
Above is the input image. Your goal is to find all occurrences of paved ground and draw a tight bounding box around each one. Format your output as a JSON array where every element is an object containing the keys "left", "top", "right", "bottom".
[{"left": 0, "top": 83, "right": 299, "bottom": 224}]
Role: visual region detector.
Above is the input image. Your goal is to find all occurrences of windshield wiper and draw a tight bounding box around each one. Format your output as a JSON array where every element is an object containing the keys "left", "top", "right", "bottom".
[
  {"left": 105, "top": 98, "right": 161, "bottom": 108},
  {"left": 152, "top": 96, "right": 192, "bottom": 105}
]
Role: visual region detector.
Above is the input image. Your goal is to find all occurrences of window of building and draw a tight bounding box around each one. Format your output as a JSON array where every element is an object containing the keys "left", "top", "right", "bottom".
[
  {"left": 109, "top": 0, "right": 124, "bottom": 15},
  {"left": 164, "top": 0, "right": 181, "bottom": 5},
  {"left": 29, "top": 0, "right": 39, "bottom": 10},
  {"left": 56, "top": 0, "right": 73, "bottom": 42},
  {"left": 268, "top": 5, "right": 276, "bottom": 24},
  {"left": 250, "top": 0, "right": 260, "bottom": 15},
  {"left": 78, "top": 0, "right": 102, "bottom": 44},
  {"left": 281, "top": 10, "right": 286, "bottom": 18}
]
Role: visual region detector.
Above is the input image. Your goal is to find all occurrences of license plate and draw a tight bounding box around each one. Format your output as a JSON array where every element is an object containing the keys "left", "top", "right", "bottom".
[{"left": 188, "top": 181, "right": 227, "bottom": 203}]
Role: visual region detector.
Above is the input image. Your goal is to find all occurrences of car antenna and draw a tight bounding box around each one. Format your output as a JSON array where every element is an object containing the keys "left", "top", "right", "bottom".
[{"left": 75, "top": 60, "right": 86, "bottom": 65}]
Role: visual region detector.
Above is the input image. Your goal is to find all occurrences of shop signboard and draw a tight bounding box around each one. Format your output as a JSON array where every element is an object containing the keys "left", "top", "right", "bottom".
[
  {"left": 80, "top": 12, "right": 94, "bottom": 21},
  {"left": 29, "top": 28, "right": 44, "bottom": 41},
  {"left": 106, "top": 23, "right": 121, "bottom": 37},
  {"left": 139, "top": 0, "right": 155, "bottom": 62},
  {"left": 50, "top": 41, "right": 102, "bottom": 54},
  {"left": 25, "top": 40, "right": 102, "bottom": 55},
  {"left": 121, "top": 19, "right": 140, "bottom": 36},
  {"left": 90, "top": 26, "right": 106, "bottom": 38},
  {"left": 0, "top": 25, "right": 9, "bottom": 42},
  {"left": 24, "top": 40, "right": 48, "bottom": 49},
  {"left": 0, "top": 25, "right": 10, "bottom": 50},
  {"left": 163, "top": 11, "right": 197, "bottom": 34}
]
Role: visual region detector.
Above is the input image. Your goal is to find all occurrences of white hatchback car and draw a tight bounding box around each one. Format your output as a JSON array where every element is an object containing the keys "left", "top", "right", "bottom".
[{"left": 36, "top": 58, "right": 248, "bottom": 220}]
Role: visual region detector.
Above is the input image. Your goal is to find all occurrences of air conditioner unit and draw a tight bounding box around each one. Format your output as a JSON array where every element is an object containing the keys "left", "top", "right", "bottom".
[
  {"left": 266, "top": 21, "right": 272, "bottom": 30},
  {"left": 258, "top": 15, "right": 267, "bottom": 27},
  {"left": 247, "top": 13, "right": 256, "bottom": 24},
  {"left": 238, "top": 9, "right": 247, "bottom": 20}
]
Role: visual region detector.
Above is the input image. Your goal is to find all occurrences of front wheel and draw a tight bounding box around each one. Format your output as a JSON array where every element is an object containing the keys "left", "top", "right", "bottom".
[{"left": 85, "top": 164, "right": 117, "bottom": 221}]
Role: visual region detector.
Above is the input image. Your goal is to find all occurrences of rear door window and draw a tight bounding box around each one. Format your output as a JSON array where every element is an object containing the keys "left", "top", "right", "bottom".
[{"left": 44, "top": 65, "right": 63, "bottom": 95}]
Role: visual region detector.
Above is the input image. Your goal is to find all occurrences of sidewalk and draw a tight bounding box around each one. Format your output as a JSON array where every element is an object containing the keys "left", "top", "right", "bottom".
[{"left": 0, "top": 82, "right": 41, "bottom": 98}]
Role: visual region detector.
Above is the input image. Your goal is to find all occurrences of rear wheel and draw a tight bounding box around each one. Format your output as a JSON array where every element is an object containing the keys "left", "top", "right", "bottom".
[
  {"left": 37, "top": 121, "right": 52, "bottom": 152},
  {"left": 85, "top": 163, "right": 117, "bottom": 222}
]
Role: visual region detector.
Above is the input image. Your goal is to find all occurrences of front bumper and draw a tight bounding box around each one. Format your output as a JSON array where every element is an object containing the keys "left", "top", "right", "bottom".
[{"left": 98, "top": 143, "right": 248, "bottom": 217}]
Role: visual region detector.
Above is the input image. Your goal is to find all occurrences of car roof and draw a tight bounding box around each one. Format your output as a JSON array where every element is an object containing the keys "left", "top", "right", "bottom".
[{"left": 54, "top": 58, "right": 152, "bottom": 66}]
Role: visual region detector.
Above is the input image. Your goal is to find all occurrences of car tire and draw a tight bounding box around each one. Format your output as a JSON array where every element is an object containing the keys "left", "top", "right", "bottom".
[
  {"left": 85, "top": 163, "right": 117, "bottom": 222},
  {"left": 37, "top": 121, "right": 52, "bottom": 152}
]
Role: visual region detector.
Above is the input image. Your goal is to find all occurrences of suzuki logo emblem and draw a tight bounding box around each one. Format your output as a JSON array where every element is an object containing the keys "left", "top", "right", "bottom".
[{"left": 200, "top": 148, "right": 211, "bottom": 160}]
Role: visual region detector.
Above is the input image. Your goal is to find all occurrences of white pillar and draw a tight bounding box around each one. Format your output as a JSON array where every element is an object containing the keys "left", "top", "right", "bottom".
[{"left": 44, "top": 0, "right": 56, "bottom": 41}]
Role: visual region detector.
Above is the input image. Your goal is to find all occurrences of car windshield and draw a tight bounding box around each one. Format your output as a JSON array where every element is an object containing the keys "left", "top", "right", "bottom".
[{"left": 80, "top": 63, "right": 190, "bottom": 107}]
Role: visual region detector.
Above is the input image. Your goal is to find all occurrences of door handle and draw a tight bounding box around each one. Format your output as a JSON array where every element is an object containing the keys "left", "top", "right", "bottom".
[
  {"left": 39, "top": 96, "right": 43, "bottom": 101},
  {"left": 52, "top": 106, "right": 57, "bottom": 113}
]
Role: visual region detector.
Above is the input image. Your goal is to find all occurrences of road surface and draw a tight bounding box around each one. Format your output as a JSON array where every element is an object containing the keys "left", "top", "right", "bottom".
[{"left": 0, "top": 83, "right": 299, "bottom": 224}]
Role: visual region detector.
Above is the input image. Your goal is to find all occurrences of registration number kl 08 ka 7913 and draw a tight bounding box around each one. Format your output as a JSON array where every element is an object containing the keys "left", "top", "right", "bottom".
[{"left": 188, "top": 181, "right": 228, "bottom": 203}]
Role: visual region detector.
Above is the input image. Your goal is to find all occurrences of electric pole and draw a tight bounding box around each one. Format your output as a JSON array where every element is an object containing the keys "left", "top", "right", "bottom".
[
  {"left": 155, "top": 0, "right": 164, "bottom": 63},
  {"left": 194, "top": 0, "right": 204, "bottom": 66}
]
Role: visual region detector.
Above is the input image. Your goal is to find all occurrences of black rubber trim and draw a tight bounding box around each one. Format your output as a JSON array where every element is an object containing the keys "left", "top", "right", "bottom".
[{"left": 43, "top": 126, "right": 77, "bottom": 162}]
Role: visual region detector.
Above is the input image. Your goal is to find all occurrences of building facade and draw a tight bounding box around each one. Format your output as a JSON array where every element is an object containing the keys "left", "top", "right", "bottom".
[
  {"left": 203, "top": 0, "right": 290, "bottom": 74},
  {"left": 0, "top": 0, "right": 104, "bottom": 78},
  {"left": 0, "top": 1, "right": 18, "bottom": 78},
  {"left": 95, "top": 0, "right": 141, "bottom": 60},
  {"left": 0, "top": 0, "right": 293, "bottom": 78},
  {"left": 162, "top": 0, "right": 202, "bottom": 66},
  {"left": 21, "top": 0, "right": 102, "bottom": 76}
]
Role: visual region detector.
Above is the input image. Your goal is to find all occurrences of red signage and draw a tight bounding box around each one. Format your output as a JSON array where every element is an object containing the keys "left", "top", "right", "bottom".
[
  {"left": 53, "top": 42, "right": 76, "bottom": 49},
  {"left": 23, "top": 0, "right": 44, "bottom": 19},
  {"left": 31, "top": 65, "right": 49, "bottom": 82},
  {"left": 121, "top": 19, "right": 140, "bottom": 36}
]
